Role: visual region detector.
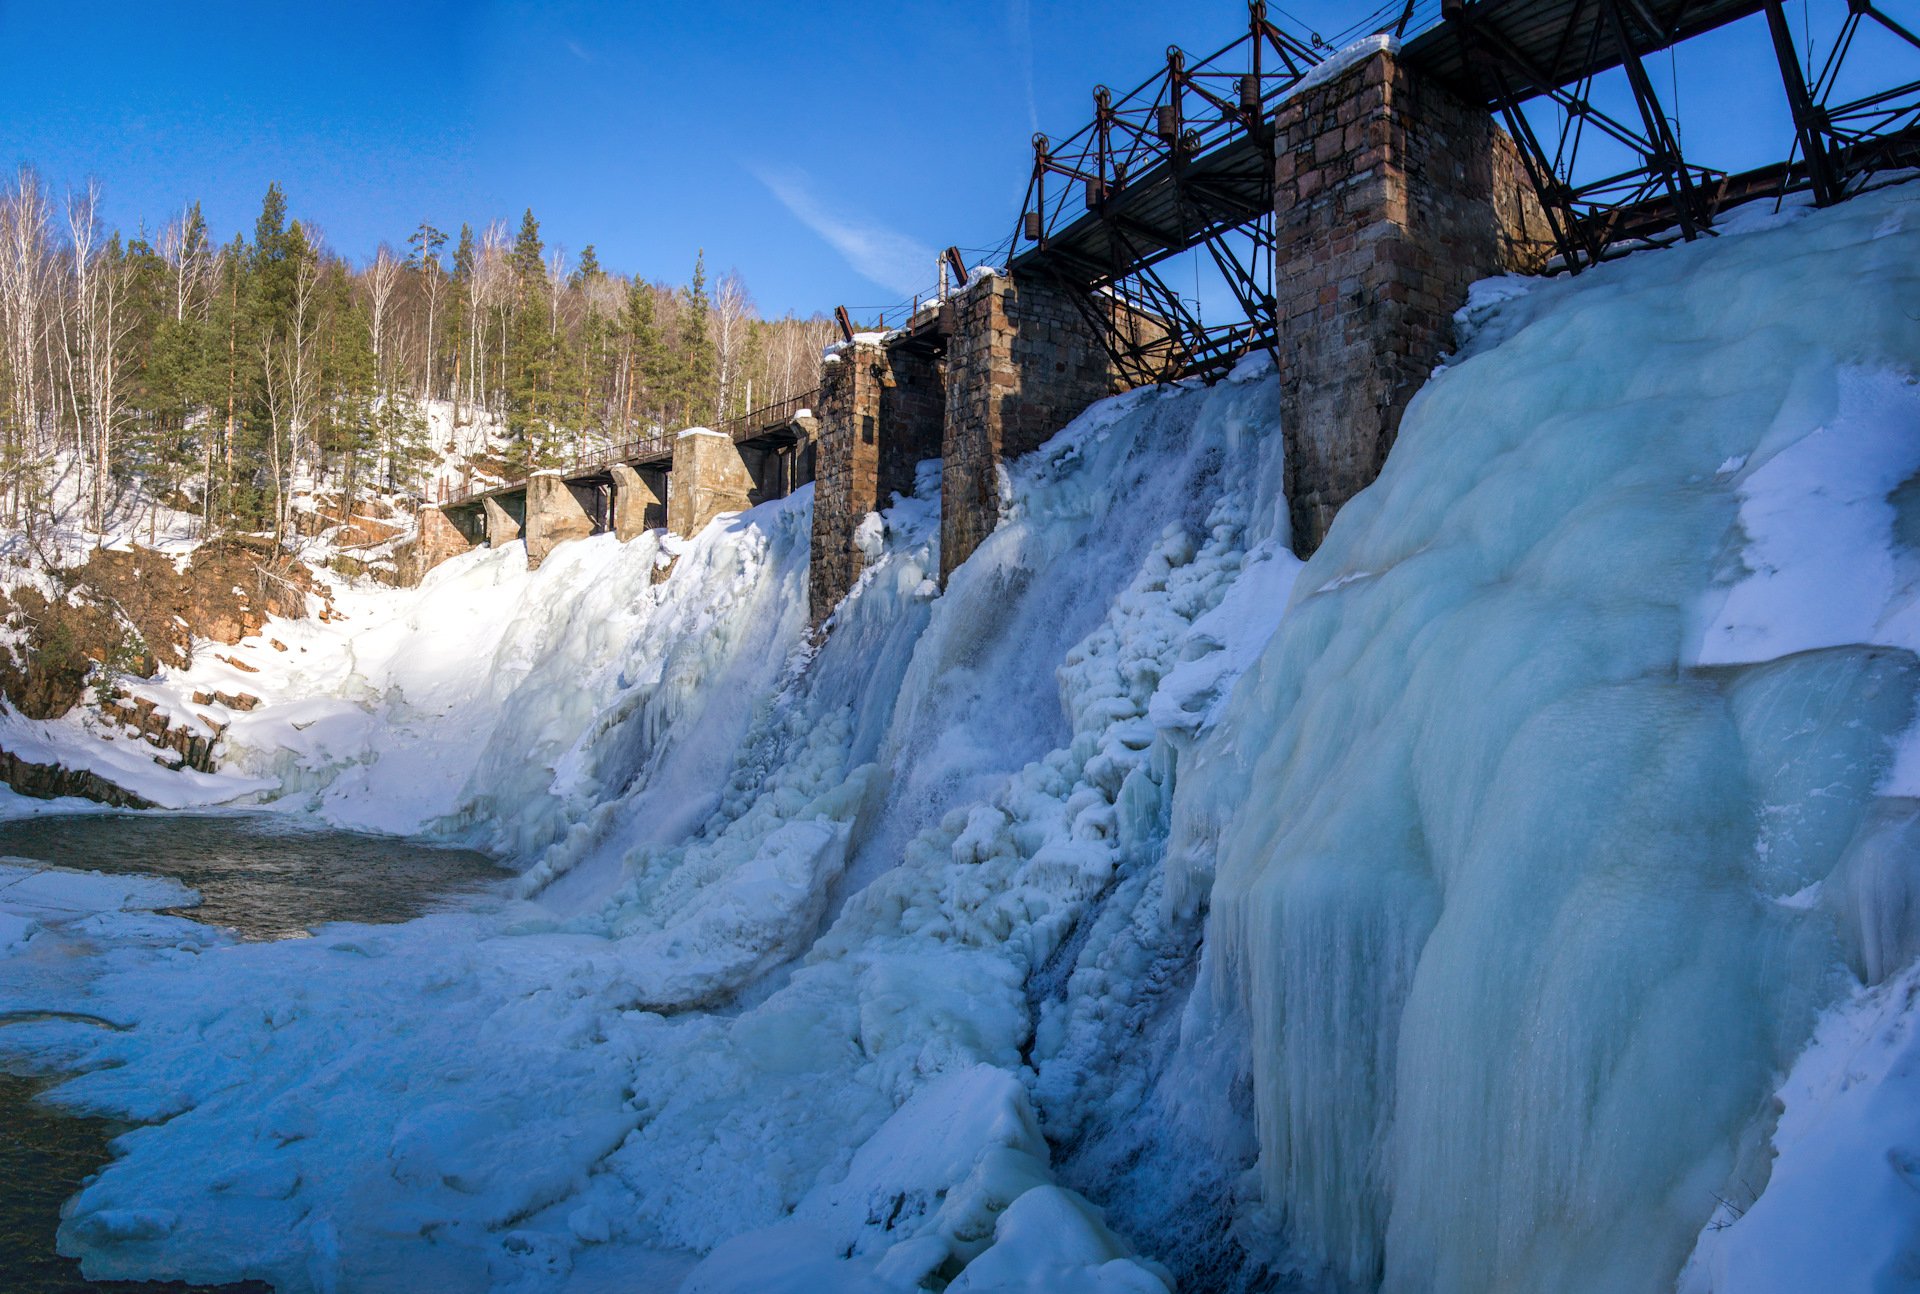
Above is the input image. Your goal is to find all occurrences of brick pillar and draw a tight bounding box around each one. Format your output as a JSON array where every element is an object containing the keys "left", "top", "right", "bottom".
[
  {"left": 667, "top": 430, "right": 755, "bottom": 539},
  {"left": 808, "top": 342, "right": 945, "bottom": 626},
  {"left": 939, "top": 273, "right": 1121, "bottom": 582},
  {"left": 524, "top": 471, "right": 596, "bottom": 569},
  {"left": 609, "top": 463, "right": 666, "bottom": 539},
  {"left": 1273, "top": 45, "right": 1550, "bottom": 558}
]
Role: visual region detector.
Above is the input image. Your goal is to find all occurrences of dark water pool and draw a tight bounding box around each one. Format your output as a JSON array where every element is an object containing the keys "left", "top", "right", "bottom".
[
  {"left": 0, "top": 811, "right": 508, "bottom": 1291},
  {"left": 0, "top": 811, "right": 507, "bottom": 940}
]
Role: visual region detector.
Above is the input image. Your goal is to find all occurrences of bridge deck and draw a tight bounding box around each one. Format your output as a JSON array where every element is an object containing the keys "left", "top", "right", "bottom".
[
  {"left": 442, "top": 390, "right": 817, "bottom": 509},
  {"left": 1401, "top": 0, "right": 1767, "bottom": 103},
  {"left": 1008, "top": 132, "right": 1270, "bottom": 292}
]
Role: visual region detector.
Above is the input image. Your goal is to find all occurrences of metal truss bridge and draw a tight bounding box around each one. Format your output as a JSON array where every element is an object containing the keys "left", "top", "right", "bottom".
[{"left": 1009, "top": 0, "right": 1919, "bottom": 385}]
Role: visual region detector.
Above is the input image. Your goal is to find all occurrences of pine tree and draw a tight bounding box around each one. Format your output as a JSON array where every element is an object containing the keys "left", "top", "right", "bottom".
[
  {"left": 504, "top": 209, "right": 562, "bottom": 468},
  {"left": 509, "top": 208, "right": 544, "bottom": 286},
  {"left": 572, "top": 244, "right": 602, "bottom": 287},
  {"left": 620, "top": 279, "right": 664, "bottom": 436},
  {"left": 676, "top": 250, "right": 715, "bottom": 427},
  {"left": 451, "top": 223, "right": 475, "bottom": 426},
  {"left": 406, "top": 220, "right": 448, "bottom": 403}
]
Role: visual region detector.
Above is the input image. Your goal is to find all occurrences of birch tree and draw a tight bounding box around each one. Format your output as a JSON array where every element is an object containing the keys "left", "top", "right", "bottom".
[
  {"left": 366, "top": 243, "right": 400, "bottom": 387},
  {"left": 0, "top": 167, "right": 53, "bottom": 525},
  {"left": 66, "top": 181, "right": 133, "bottom": 537},
  {"left": 713, "top": 269, "right": 754, "bottom": 421}
]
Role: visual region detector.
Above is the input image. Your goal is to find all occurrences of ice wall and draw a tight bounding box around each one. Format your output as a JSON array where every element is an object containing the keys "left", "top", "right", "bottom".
[
  {"left": 199, "top": 492, "right": 814, "bottom": 865},
  {"left": 1177, "top": 182, "right": 1920, "bottom": 1293}
]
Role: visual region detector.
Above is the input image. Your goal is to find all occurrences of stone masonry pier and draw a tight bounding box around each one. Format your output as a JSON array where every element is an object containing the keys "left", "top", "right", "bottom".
[
  {"left": 1272, "top": 45, "right": 1547, "bottom": 557},
  {"left": 801, "top": 45, "right": 1543, "bottom": 623},
  {"left": 423, "top": 45, "right": 1543, "bottom": 613},
  {"left": 432, "top": 400, "right": 816, "bottom": 576},
  {"left": 805, "top": 272, "right": 1132, "bottom": 626}
]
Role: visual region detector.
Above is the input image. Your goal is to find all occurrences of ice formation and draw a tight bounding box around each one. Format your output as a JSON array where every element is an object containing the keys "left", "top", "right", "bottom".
[
  {"left": 1179, "top": 182, "right": 1920, "bottom": 1292},
  {"left": 0, "top": 351, "right": 1284, "bottom": 1290},
  {"left": 0, "top": 180, "right": 1916, "bottom": 1294}
]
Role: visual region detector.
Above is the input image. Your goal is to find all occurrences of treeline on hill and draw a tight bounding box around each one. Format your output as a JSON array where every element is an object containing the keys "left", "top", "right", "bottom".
[{"left": 0, "top": 165, "right": 835, "bottom": 547}]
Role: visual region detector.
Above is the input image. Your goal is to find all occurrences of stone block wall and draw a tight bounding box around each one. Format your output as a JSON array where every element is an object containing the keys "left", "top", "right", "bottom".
[
  {"left": 609, "top": 463, "right": 666, "bottom": 539},
  {"left": 667, "top": 430, "right": 756, "bottom": 539},
  {"left": 525, "top": 472, "right": 596, "bottom": 569},
  {"left": 1272, "top": 45, "right": 1547, "bottom": 557},
  {"left": 940, "top": 273, "right": 1121, "bottom": 582},
  {"left": 406, "top": 508, "right": 475, "bottom": 585},
  {"left": 808, "top": 342, "right": 945, "bottom": 625}
]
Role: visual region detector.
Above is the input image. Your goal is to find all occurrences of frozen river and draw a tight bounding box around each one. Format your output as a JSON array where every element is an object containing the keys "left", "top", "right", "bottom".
[{"left": 0, "top": 812, "right": 505, "bottom": 1292}]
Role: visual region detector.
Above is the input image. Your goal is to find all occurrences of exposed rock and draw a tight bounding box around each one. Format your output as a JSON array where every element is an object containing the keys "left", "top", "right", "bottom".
[
  {"left": 102, "top": 691, "right": 222, "bottom": 772},
  {"left": 0, "top": 747, "right": 153, "bottom": 808},
  {"left": 0, "top": 538, "right": 323, "bottom": 720}
]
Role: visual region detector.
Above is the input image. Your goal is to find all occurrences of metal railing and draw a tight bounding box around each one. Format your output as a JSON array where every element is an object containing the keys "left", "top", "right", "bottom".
[
  {"left": 717, "top": 387, "right": 818, "bottom": 441},
  {"left": 437, "top": 390, "right": 820, "bottom": 507}
]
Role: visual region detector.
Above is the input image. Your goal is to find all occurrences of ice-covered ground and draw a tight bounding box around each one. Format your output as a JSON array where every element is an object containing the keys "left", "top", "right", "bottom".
[
  {"left": 0, "top": 180, "right": 1917, "bottom": 1293},
  {"left": 0, "top": 350, "right": 1287, "bottom": 1291}
]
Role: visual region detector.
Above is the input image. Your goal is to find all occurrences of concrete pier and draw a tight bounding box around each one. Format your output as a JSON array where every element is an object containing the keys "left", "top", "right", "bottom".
[
  {"left": 609, "top": 463, "right": 666, "bottom": 540},
  {"left": 524, "top": 472, "right": 597, "bottom": 569},
  {"left": 482, "top": 496, "right": 522, "bottom": 548},
  {"left": 667, "top": 429, "right": 756, "bottom": 540}
]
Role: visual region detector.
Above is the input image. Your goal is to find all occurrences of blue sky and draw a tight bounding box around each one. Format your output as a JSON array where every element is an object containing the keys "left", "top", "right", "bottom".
[{"left": 0, "top": 1, "right": 1903, "bottom": 319}]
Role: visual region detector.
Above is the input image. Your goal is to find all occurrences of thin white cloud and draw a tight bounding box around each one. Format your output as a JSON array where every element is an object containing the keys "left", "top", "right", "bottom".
[{"left": 751, "top": 164, "right": 937, "bottom": 299}]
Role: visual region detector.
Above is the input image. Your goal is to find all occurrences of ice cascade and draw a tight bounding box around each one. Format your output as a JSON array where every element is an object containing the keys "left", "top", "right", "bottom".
[{"left": 1176, "top": 182, "right": 1920, "bottom": 1293}]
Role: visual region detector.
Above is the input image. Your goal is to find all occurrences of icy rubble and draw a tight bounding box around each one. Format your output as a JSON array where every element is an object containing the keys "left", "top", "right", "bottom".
[{"left": 0, "top": 353, "right": 1283, "bottom": 1291}]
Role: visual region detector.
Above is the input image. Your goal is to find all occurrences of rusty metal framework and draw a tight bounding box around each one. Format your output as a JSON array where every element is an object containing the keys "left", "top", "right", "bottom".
[
  {"left": 1776, "top": 0, "right": 1920, "bottom": 203},
  {"left": 1009, "top": 2, "right": 1332, "bottom": 384},
  {"left": 1441, "top": 0, "right": 1730, "bottom": 266},
  {"left": 1426, "top": 0, "right": 1920, "bottom": 271}
]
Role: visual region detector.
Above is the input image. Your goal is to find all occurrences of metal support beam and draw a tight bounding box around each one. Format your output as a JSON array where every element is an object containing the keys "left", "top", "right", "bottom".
[
  {"left": 1764, "top": 0, "right": 1843, "bottom": 205},
  {"left": 1600, "top": 0, "right": 1707, "bottom": 240}
]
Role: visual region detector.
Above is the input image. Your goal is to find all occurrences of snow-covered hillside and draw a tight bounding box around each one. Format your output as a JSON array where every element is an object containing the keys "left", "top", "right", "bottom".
[{"left": 1, "top": 181, "right": 1917, "bottom": 1294}]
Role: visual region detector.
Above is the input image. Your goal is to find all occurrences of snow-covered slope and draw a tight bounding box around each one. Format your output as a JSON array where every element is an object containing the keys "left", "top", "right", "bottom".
[{"left": 0, "top": 181, "right": 1916, "bottom": 1294}]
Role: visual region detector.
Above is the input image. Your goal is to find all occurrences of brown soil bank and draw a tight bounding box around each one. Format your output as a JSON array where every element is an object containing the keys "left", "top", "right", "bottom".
[{"left": 0, "top": 538, "right": 327, "bottom": 722}]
